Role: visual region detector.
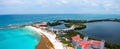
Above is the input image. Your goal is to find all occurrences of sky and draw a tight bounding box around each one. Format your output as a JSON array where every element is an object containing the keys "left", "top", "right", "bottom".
[{"left": 0, "top": 0, "right": 120, "bottom": 14}]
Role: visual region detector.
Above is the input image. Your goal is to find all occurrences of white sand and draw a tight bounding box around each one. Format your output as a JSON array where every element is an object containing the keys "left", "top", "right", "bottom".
[{"left": 26, "top": 26, "right": 65, "bottom": 49}]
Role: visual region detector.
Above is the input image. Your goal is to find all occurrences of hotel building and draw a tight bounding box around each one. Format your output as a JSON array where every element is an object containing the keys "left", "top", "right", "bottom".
[{"left": 72, "top": 35, "right": 105, "bottom": 49}]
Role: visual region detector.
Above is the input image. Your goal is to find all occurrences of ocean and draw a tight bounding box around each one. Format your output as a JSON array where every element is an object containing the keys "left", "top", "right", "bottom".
[
  {"left": 0, "top": 14, "right": 120, "bottom": 49},
  {"left": 0, "top": 27, "right": 40, "bottom": 49},
  {"left": 0, "top": 14, "right": 120, "bottom": 27}
]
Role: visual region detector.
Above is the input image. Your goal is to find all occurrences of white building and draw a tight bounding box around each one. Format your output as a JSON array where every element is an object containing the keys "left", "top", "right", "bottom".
[{"left": 72, "top": 35, "right": 105, "bottom": 49}]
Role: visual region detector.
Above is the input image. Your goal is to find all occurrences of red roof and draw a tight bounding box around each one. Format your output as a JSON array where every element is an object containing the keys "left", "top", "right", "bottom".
[
  {"left": 78, "top": 41, "right": 90, "bottom": 49},
  {"left": 91, "top": 40, "right": 101, "bottom": 46},
  {"left": 72, "top": 35, "right": 82, "bottom": 41}
]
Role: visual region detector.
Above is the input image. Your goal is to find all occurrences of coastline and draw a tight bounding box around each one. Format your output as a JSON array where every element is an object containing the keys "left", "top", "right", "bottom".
[
  {"left": 26, "top": 26, "right": 54, "bottom": 49},
  {"left": 26, "top": 26, "right": 65, "bottom": 49},
  {"left": 36, "top": 34, "right": 54, "bottom": 49}
]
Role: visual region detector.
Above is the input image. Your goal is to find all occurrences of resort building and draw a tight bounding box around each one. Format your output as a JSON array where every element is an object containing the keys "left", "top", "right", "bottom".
[
  {"left": 72, "top": 35, "right": 105, "bottom": 49},
  {"left": 32, "top": 22, "right": 48, "bottom": 27}
]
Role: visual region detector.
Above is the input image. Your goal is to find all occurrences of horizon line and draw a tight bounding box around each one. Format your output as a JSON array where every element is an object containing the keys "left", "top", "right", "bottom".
[{"left": 0, "top": 13, "right": 120, "bottom": 15}]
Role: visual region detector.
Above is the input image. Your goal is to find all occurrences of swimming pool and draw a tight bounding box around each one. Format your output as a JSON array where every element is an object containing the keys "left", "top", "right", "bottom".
[{"left": 76, "top": 46, "right": 82, "bottom": 49}]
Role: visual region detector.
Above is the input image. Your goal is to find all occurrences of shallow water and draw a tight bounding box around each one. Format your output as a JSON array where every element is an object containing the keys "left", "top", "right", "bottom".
[
  {"left": 76, "top": 46, "right": 82, "bottom": 49},
  {"left": 0, "top": 27, "right": 40, "bottom": 49}
]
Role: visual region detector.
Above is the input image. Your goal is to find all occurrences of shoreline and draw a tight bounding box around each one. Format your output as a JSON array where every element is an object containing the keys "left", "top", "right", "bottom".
[
  {"left": 26, "top": 26, "right": 65, "bottom": 49},
  {"left": 36, "top": 33, "right": 54, "bottom": 49}
]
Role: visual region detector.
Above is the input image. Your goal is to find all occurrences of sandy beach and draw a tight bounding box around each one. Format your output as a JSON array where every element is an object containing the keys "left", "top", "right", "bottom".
[
  {"left": 26, "top": 26, "right": 54, "bottom": 49},
  {"left": 36, "top": 34, "right": 54, "bottom": 49},
  {"left": 26, "top": 26, "right": 65, "bottom": 49}
]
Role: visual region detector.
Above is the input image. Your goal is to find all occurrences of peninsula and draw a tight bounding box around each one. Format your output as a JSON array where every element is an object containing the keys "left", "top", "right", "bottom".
[{"left": 30, "top": 18, "right": 120, "bottom": 49}]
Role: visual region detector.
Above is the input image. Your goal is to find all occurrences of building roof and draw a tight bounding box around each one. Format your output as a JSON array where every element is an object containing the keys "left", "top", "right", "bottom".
[
  {"left": 72, "top": 35, "right": 82, "bottom": 41},
  {"left": 91, "top": 40, "right": 101, "bottom": 46},
  {"left": 78, "top": 41, "right": 91, "bottom": 49}
]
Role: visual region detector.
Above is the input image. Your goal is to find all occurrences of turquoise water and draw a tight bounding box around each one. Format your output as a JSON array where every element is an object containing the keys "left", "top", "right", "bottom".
[
  {"left": 76, "top": 46, "right": 82, "bottom": 49},
  {"left": 0, "top": 27, "right": 40, "bottom": 49}
]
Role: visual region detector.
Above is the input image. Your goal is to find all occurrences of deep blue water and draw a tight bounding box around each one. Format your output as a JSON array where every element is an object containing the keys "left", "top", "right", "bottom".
[
  {"left": 0, "top": 14, "right": 120, "bottom": 49},
  {"left": 80, "top": 22, "right": 120, "bottom": 44},
  {"left": 0, "top": 14, "right": 120, "bottom": 28}
]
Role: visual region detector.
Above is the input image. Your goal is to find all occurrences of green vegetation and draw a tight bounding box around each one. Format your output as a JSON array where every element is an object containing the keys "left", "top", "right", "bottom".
[
  {"left": 105, "top": 42, "right": 120, "bottom": 49},
  {"left": 59, "top": 18, "right": 120, "bottom": 23},
  {"left": 59, "top": 30, "right": 84, "bottom": 47},
  {"left": 48, "top": 21, "right": 62, "bottom": 26},
  {"left": 64, "top": 30, "right": 84, "bottom": 40},
  {"left": 60, "top": 19, "right": 87, "bottom": 23},
  {"left": 65, "top": 23, "right": 86, "bottom": 30},
  {"left": 60, "top": 30, "right": 83, "bottom": 47},
  {"left": 61, "top": 39, "right": 73, "bottom": 47},
  {"left": 61, "top": 39, "right": 68, "bottom": 44}
]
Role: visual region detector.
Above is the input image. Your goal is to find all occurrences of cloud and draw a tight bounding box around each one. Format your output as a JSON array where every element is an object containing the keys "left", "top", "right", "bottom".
[
  {"left": 0, "top": 0, "right": 120, "bottom": 14},
  {"left": 102, "top": 0, "right": 120, "bottom": 11},
  {"left": 1, "top": 0, "right": 28, "bottom": 5},
  {"left": 59, "top": 0, "right": 69, "bottom": 4}
]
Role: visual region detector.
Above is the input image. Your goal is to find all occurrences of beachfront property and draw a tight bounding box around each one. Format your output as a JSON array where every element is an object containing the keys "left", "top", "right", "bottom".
[
  {"left": 30, "top": 23, "right": 77, "bottom": 49},
  {"left": 32, "top": 22, "right": 48, "bottom": 27},
  {"left": 72, "top": 35, "right": 105, "bottom": 49}
]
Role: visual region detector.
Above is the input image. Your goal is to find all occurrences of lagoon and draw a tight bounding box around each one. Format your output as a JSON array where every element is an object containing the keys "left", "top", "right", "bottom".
[{"left": 79, "top": 22, "right": 120, "bottom": 44}]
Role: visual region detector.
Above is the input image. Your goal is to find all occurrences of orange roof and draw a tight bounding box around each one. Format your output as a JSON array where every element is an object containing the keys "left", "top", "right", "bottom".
[
  {"left": 92, "top": 40, "right": 101, "bottom": 45},
  {"left": 78, "top": 41, "right": 90, "bottom": 49},
  {"left": 72, "top": 35, "right": 82, "bottom": 41}
]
